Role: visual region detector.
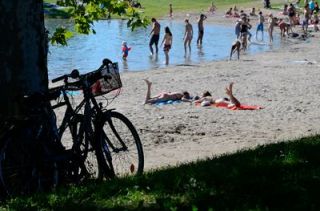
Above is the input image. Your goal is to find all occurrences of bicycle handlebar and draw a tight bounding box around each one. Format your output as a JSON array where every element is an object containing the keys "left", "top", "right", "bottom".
[
  {"left": 51, "top": 58, "right": 113, "bottom": 84},
  {"left": 52, "top": 69, "right": 80, "bottom": 83}
]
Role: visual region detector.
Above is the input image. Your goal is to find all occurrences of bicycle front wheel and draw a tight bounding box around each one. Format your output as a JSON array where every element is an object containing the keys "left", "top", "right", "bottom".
[{"left": 97, "top": 111, "right": 144, "bottom": 177}]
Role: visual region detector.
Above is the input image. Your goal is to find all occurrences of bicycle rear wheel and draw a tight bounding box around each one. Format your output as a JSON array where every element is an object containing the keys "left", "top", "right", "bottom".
[
  {"left": 59, "top": 114, "right": 100, "bottom": 181},
  {"left": 97, "top": 111, "right": 144, "bottom": 177}
]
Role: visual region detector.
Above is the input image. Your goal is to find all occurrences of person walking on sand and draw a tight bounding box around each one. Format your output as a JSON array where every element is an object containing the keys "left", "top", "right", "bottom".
[
  {"left": 161, "top": 26, "right": 173, "bottom": 65},
  {"left": 197, "top": 14, "right": 207, "bottom": 45},
  {"left": 183, "top": 19, "right": 193, "bottom": 55},
  {"left": 169, "top": 4, "right": 173, "bottom": 18},
  {"left": 143, "top": 79, "right": 192, "bottom": 104},
  {"left": 256, "top": 11, "right": 265, "bottom": 40},
  {"left": 267, "top": 13, "right": 276, "bottom": 43},
  {"left": 149, "top": 18, "right": 161, "bottom": 56}
]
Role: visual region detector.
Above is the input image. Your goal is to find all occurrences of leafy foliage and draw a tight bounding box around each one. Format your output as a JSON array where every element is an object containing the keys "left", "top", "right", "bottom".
[
  {"left": 51, "top": 0, "right": 150, "bottom": 45},
  {"left": 50, "top": 27, "right": 73, "bottom": 45}
]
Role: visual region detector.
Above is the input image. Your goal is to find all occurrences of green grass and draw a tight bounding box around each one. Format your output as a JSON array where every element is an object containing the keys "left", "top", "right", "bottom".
[
  {"left": 43, "top": 0, "right": 278, "bottom": 19},
  {"left": 44, "top": 0, "right": 57, "bottom": 3},
  {"left": 2, "top": 135, "right": 320, "bottom": 210},
  {"left": 138, "top": 0, "right": 262, "bottom": 17},
  {"left": 136, "top": 0, "right": 294, "bottom": 18}
]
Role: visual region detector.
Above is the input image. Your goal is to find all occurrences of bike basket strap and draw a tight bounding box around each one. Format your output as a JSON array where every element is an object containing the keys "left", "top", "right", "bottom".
[{"left": 91, "top": 62, "right": 122, "bottom": 96}]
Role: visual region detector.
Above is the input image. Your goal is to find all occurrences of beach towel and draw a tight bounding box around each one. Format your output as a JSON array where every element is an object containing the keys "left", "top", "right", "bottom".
[
  {"left": 196, "top": 102, "right": 263, "bottom": 110},
  {"left": 154, "top": 100, "right": 182, "bottom": 107},
  {"left": 66, "top": 90, "right": 81, "bottom": 96}
]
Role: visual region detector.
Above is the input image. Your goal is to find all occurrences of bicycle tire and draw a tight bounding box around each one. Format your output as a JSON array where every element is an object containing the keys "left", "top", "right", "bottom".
[
  {"left": 96, "top": 111, "right": 144, "bottom": 178},
  {"left": 58, "top": 114, "right": 100, "bottom": 181}
]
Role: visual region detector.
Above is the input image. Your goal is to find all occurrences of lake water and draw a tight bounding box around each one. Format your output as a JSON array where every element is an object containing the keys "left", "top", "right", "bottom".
[{"left": 46, "top": 19, "right": 281, "bottom": 78}]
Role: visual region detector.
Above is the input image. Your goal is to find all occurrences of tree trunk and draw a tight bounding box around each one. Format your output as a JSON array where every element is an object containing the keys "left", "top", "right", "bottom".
[{"left": 0, "top": 0, "right": 47, "bottom": 119}]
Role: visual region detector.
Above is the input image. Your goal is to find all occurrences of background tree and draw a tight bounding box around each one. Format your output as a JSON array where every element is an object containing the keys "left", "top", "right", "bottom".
[{"left": 0, "top": 0, "right": 148, "bottom": 119}]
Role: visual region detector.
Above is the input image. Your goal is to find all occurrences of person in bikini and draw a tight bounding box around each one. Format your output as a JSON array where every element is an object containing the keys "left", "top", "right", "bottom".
[
  {"left": 161, "top": 26, "right": 173, "bottom": 65},
  {"left": 267, "top": 13, "right": 276, "bottom": 43},
  {"left": 194, "top": 82, "right": 241, "bottom": 107},
  {"left": 143, "top": 79, "right": 192, "bottom": 104},
  {"left": 183, "top": 19, "right": 193, "bottom": 54},
  {"left": 240, "top": 17, "right": 251, "bottom": 50}
]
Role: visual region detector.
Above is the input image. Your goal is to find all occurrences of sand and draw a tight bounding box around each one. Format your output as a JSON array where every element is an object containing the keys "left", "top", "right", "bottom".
[{"left": 53, "top": 10, "right": 320, "bottom": 172}]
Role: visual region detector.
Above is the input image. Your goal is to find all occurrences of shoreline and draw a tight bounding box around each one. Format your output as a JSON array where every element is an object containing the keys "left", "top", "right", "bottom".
[
  {"left": 113, "top": 32, "right": 320, "bottom": 170},
  {"left": 52, "top": 10, "right": 320, "bottom": 172}
]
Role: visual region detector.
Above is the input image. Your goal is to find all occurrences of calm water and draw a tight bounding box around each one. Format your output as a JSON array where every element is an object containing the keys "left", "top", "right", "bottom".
[{"left": 46, "top": 19, "right": 281, "bottom": 78}]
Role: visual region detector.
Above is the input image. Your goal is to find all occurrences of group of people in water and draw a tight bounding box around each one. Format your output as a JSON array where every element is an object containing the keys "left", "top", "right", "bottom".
[
  {"left": 147, "top": 14, "right": 208, "bottom": 65},
  {"left": 228, "top": 0, "right": 320, "bottom": 60},
  {"left": 122, "top": 1, "right": 319, "bottom": 63}
]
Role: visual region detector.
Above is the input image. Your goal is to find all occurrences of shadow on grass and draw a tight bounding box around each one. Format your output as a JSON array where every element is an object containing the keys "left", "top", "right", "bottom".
[{"left": 3, "top": 136, "right": 320, "bottom": 210}]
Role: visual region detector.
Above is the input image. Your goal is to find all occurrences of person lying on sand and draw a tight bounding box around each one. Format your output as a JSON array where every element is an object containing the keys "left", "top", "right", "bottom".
[
  {"left": 194, "top": 82, "right": 241, "bottom": 107},
  {"left": 143, "top": 79, "right": 192, "bottom": 104}
]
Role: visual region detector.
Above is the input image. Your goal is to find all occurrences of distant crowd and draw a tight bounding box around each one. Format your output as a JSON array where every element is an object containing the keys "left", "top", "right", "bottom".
[{"left": 122, "top": 0, "right": 319, "bottom": 63}]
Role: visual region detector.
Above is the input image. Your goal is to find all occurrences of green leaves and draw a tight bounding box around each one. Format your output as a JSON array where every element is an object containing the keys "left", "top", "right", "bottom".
[
  {"left": 50, "top": 27, "right": 73, "bottom": 46},
  {"left": 50, "top": 0, "right": 150, "bottom": 45}
]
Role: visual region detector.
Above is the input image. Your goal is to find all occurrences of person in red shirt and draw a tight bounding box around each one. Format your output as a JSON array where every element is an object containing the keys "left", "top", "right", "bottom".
[{"left": 122, "top": 41, "right": 131, "bottom": 60}]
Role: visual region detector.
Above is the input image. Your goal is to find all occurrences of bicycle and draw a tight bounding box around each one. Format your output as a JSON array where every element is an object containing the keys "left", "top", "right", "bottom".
[
  {"left": 0, "top": 59, "right": 144, "bottom": 197},
  {"left": 50, "top": 58, "right": 144, "bottom": 178}
]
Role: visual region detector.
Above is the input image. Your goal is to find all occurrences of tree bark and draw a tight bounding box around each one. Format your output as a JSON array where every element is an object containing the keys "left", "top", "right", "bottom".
[{"left": 0, "top": 0, "right": 47, "bottom": 118}]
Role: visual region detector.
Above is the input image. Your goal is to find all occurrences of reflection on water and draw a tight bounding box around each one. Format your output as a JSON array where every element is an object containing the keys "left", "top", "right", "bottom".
[{"left": 46, "top": 19, "right": 282, "bottom": 78}]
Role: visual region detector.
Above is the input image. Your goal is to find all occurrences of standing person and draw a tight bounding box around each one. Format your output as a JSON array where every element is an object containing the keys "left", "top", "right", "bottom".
[
  {"left": 197, "top": 14, "right": 207, "bottom": 45},
  {"left": 288, "top": 3, "right": 296, "bottom": 28},
  {"left": 183, "top": 19, "right": 193, "bottom": 54},
  {"left": 169, "top": 4, "right": 173, "bottom": 18},
  {"left": 161, "top": 26, "right": 173, "bottom": 65},
  {"left": 315, "top": 1, "right": 319, "bottom": 13},
  {"left": 267, "top": 14, "right": 276, "bottom": 43},
  {"left": 246, "top": 18, "right": 253, "bottom": 42},
  {"left": 240, "top": 17, "right": 251, "bottom": 50},
  {"left": 121, "top": 41, "right": 131, "bottom": 60},
  {"left": 303, "top": 4, "right": 311, "bottom": 33},
  {"left": 256, "top": 11, "right": 265, "bottom": 40},
  {"left": 309, "top": 0, "right": 315, "bottom": 13},
  {"left": 235, "top": 18, "right": 242, "bottom": 39},
  {"left": 149, "top": 18, "right": 161, "bottom": 56}
]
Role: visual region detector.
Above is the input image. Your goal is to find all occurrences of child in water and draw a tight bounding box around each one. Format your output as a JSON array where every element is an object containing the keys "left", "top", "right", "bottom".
[{"left": 121, "top": 41, "right": 131, "bottom": 60}]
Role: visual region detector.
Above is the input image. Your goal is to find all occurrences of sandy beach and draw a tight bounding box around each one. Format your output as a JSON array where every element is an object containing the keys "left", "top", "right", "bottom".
[{"left": 54, "top": 10, "right": 320, "bottom": 171}]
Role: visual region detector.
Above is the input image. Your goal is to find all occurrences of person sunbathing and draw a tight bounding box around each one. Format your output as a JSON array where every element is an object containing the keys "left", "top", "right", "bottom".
[
  {"left": 225, "top": 8, "right": 233, "bottom": 16},
  {"left": 194, "top": 82, "right": 241, "bottom": 107},
  {"left": 143, "top": 79, "right": 192, "bottom": 104}
]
